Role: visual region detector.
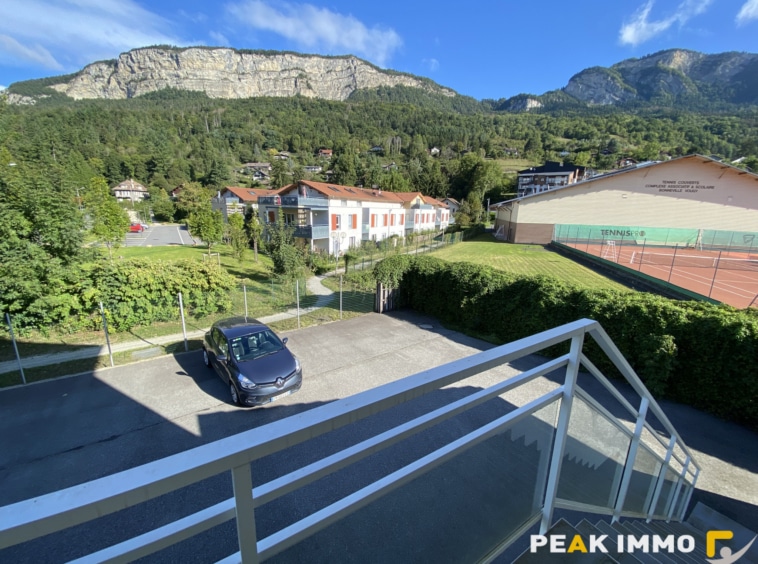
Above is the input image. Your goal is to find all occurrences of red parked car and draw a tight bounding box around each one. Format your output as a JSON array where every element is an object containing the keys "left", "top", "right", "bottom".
[{"left": 129, "top": 223, "right": 144, "bottom": 233}]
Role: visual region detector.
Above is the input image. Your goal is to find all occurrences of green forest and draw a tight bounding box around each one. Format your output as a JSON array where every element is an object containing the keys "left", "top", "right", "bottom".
[{"left": 1, "top": 88, "right": 758, "bottom": 329}]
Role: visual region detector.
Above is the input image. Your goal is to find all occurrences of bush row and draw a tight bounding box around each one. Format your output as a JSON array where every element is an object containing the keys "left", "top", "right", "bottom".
[
  {"left": 15, "top": 259, "right": 237, "bottom": 334},
  {"left": 374, "top": 255, "right": 758, "bottom": 427}
]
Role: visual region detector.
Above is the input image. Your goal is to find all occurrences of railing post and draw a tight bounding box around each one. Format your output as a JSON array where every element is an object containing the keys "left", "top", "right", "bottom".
[
  {"left": 99, "top": 302, "right": 115, "bottom": 367},
  {"left": 296, "top": 280, "right": 301, "bottom": 329},
  {"left": 231, "top": 463, "right": 259, "bottom": 563},
  {"left": 244, "top": 285, "right": 248, "bottom": 319},
  {"left": 666, "top": 455, "right": 690, "bottom": 522},
  {"left": 540, "top": 332, "right": 584, "bottom": 534},
  {"left": 612, "top": 397, "right": 649, "bottom": 523},
  {"left": 178, "top": 292, "right": 188, "bottom": 353},
  {"left": 647, "top": 436, "right": 676, "bottom": 522},
  {"left": 5, "top": 313, "right": 26, "bottom": 385},
  {"left": 679, "top": 467, "right": 699, "bottom": 520}
]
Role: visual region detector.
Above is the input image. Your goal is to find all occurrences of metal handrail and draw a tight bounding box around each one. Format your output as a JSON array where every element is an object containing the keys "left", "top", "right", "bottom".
[{"left": 0, "top": 319, "right": 700, "bottom": 562}]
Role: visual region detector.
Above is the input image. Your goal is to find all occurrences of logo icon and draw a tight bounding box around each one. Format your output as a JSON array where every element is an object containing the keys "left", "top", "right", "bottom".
[
  {"left": 706, "top": 530, "right": 757, "bottom": 564},
  {"left": 275, "top": 377, "right": 285, "bottom": 389}
]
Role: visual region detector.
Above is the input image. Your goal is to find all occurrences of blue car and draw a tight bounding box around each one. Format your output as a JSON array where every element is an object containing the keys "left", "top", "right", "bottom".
[{"left": 202, "top": 317, "right": 303, "bottom": 406}]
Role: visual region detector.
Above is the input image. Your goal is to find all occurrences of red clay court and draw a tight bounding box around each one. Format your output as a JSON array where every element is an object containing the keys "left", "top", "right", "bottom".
[{"left": 563, "top": 241, "right": 758, "bottom": 309}]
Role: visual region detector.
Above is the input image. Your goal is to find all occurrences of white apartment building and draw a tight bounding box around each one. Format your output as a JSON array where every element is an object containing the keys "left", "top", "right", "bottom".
[{"left": 257, "top": 181, "right": 448, "bottom": 255}]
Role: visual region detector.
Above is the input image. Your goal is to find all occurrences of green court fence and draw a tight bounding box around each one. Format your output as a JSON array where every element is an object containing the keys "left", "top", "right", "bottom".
[{"left": 554, "top": 224, "right": 758, "bottom": 253}]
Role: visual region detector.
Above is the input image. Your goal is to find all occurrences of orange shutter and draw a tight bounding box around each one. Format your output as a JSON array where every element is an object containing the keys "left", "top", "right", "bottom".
[
  {"left": 390, "top": 214, "right": 395, "bottom": 226},
  {"left": 351, "top": 214, "right": 357, "bottom": 229},
  {"left": 371, "top": 214, "right": 376, "bottom": 227}
]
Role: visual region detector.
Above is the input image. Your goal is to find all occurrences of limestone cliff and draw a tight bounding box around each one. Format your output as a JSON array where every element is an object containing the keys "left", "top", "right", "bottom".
[{"left": 43, "top": 47, "right": 455, "bottom": 101}]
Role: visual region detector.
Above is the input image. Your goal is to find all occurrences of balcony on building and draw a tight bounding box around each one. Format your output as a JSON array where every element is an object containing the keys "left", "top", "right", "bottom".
[{"left": 258, "top": 195, "right": 329, "bottom": 208}]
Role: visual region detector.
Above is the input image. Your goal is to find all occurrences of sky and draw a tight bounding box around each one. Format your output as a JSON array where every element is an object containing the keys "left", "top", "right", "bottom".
[{"left": 1, "top": 0, "right": 758, "bottom": 100}]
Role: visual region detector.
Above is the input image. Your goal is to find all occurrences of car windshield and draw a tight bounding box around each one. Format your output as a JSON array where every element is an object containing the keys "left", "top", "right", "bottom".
[{"left": 229, "top": 330, "right": 284, "bottom": 361}]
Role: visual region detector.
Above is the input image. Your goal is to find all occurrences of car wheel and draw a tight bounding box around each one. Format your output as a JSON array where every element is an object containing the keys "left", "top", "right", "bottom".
[
  {"left": 230, "top": 383, "right": 241, "bottom": 405},
  {"left": 202, "top": 348, "right": 211, "bottom": 368}
]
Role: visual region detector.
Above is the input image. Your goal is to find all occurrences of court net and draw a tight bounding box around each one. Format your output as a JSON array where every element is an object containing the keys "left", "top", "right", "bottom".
[{"left": 629, "top": 251, "right": 758, "bottom": 271}]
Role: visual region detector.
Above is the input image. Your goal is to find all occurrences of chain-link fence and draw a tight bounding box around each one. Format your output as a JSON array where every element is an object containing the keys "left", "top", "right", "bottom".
[
  {"left": 341, "top": 231, "right": 464, "bottom": 272},
  {"left": 553, "top": 224, "right": 758, "bottom": 309},
  {"left": 0, "top": 275, "right": 374, "bottom": 387}
]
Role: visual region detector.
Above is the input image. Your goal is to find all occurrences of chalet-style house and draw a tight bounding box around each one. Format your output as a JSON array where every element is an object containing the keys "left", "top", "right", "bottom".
[
  {"left": 317, "top": 149, "right": 333, "bottom": 159},
  {"left": 112, "top": 179, "right": 149, "bottom": 202},
  {"left": 257, "top": 180, "right": 450, "bottom": 255},
  {"left": 516, "top": 162, "right": 590, "bottom": 197},
  {"left": 237, "top": 162, "right": 271, "bottom": 181},
  {"left": 441, "top": 197, "right": 460, "bottom": 221},
  {"left": 211, "top": 187, "right": 275, "bottom": 220}
]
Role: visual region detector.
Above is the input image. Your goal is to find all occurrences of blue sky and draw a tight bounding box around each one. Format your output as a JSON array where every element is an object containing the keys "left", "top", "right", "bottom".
[{"left": 1, "top": 0, "right": 757, "bottom": 100}]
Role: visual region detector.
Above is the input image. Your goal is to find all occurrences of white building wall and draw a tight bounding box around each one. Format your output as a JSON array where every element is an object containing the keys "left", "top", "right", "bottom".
[
  {"left": 363, "top": 202, "right": 406, "bottom": 242},
  {"left": 328, "top": 199, "right": 363, "bottom": 254},
  {"left": 515, "top": 159, "right": 757, "bottom": 231}
]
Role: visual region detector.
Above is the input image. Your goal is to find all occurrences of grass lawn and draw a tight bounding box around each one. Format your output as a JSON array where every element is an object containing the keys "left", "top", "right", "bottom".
[
  {"left": 115, "top": 243, "right": 275, "bottom": 282},
  {"left": 493, "top": 157, "right": 537, "bottom": 174},
  {"left": 429, "top": 234, "right": 632, "bottom": 292}
]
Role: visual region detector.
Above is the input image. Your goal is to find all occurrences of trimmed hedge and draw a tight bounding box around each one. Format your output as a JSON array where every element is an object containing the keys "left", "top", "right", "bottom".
[{"left": 375, "top": 255, "right": 758, "bottom": 427}]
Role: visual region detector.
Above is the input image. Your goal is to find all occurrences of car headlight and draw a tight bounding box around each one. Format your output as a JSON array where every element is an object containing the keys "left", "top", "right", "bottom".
[
  {"left": 295, "top": 357, "right": 301, "bottom": 373},
  {"left": 237, "top": 374, "right": 257, "bottom": 390}
]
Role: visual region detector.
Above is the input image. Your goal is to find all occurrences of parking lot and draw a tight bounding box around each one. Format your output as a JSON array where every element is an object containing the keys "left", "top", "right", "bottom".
[{"left": 123, "top": 223, "right": 196, "bottom": 247}]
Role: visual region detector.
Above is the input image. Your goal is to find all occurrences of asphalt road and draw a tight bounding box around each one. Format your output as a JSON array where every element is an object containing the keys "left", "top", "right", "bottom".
[
  {"left": 1, "top": 312, "right": 757, "bottom": 563},
  {"left": 123, "top": 223, "right": 196, "bottom": 247}
]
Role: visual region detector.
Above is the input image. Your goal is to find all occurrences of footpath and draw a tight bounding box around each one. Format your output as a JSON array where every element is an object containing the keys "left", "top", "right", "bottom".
[{"left": 0, "top": 275, "right": 337, "bottom": 376}]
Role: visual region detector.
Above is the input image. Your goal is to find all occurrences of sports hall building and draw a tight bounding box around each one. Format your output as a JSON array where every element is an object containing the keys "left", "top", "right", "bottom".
[{"left": 492, "top": 155, "right": 758, "bottom": 245}]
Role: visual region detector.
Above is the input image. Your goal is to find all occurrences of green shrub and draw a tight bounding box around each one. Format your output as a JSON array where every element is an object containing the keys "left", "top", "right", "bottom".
[{"left": 86, "top": 259, "right": 237, "bottom": 331}]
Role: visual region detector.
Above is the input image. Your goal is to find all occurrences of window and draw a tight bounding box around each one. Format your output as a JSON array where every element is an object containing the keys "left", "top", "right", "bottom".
[
  {"left": 268, "top": 211, "right": 275, "bottom": 223},
  {"left": 331, "top": 214, "right": 340, "bottom": 230},
  {"left": 285, "top": 213, "right": 295, "bottom": 225}
]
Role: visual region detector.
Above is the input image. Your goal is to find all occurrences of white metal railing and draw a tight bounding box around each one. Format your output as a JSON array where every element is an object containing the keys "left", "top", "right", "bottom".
[{"left": 0, "top": 319, "right": 700, "bottom": 563}]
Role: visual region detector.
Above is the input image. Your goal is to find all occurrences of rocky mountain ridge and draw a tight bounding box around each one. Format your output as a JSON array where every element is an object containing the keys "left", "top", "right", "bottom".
[
  {"left": 6, "top": 47, "right": 758, "bottom": 110},
  {"left": 11, "top": 46, "right": 455, "bottom": 103},
  {"left": 562, "top": 49, "right": 758, "bottom": 106}
]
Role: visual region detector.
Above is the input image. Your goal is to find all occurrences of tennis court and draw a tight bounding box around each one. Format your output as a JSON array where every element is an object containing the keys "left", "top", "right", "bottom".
[{"left": 554, "top": 225, "right": 758, "bottom": 309}]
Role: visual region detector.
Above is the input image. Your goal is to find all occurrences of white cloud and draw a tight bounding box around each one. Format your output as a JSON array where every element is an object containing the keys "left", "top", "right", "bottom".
[
  {"left": 209, "top": 31, "right": 230, "bottom": 46},
  {"left": 0, "top": 34, "right": 63, "bottom": 70},
  {"left": 0, "top": 0, "right": 180, "bottom": 71},
  {"left": 619, "top": 0, "right": 713, "bottom": 46},
  {"left": 423, "top": 58, "right": 440, "bottom": 72},
  {"left": 224, "top": 1, "right": 402, "bottom": 67},
  {"left": 737, "top": 0, "right": 758, "bottom": 24}
]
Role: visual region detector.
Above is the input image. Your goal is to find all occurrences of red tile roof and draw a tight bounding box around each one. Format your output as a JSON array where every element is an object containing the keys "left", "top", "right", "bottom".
[
  {"left": 222, "top": 186, "right": 278, "bottom": 202},
  {"left": 277, "top": 180, "right": 448, "bottom": 207}
]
